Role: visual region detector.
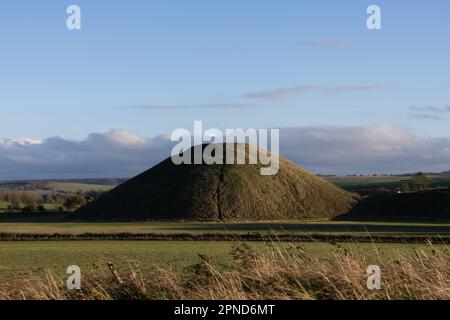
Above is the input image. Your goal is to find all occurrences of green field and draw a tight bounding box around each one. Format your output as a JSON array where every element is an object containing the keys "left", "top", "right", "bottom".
[
  {"left": 0, "top": 240, "right": 445, "bottom": 281},
  {"left": 327, "top": 174, "right": 450, "bottom": 191},
  {"left": 0, "top": 220, "right": 448, "bottom": 236},
  {"left": 0, "top": 179, "right": 120, "bottom": 192},
  {"left": 48, "top": 182, "right": 116, "bottom": 192},
  {"left": 0, "top": 220, "right": 448, "bottom": 284}
]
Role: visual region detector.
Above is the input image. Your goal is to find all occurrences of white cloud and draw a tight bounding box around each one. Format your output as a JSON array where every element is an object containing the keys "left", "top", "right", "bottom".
[
  {"left": 119, "top": 103, "right": 256, "bottom": 110},
  {"left": 0, "top": 137, "right": 42, "bottom": 146},
  {"left": 0, "top": 130, "right": 174, "bottom": 180},
  {"left": 0, "top": 125, "right": 449, "bottom": 180},
  {"left": 242, "top": 84, "right": 387, "bottom": 100}
]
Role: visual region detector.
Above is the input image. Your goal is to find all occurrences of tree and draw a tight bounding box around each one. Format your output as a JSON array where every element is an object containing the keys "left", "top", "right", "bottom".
[
  {"left": 20, "top": 191, "right": 42, "bottom": 211},
  {"left": 411, "top": 172, "right": 429, "bottom": 191},
  {"left": 9, "top": 192, "right": 22, "bottom": 211},
  {"left": 64, "top": 194, "right": 86, "bottom": 211},
  {"left": 399, "top": 183, "right": 410, "bottom": 193}
]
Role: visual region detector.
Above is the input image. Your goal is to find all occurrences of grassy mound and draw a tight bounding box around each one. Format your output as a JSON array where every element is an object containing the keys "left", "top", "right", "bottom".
[{"left": 76, "top": 144, "right": 357, "bottom": 221}]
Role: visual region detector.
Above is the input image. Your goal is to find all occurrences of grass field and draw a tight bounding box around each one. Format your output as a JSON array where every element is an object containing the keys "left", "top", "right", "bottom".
[
  {"left": 0, "top": 220, "right": 448, "bottom": 299},
  {"left": 0, "top": 240, "right": 445, "bottom": 281},
  {"left": 0, "top": 220, "right": 448, "bottom": 236},
  {"left": 49, "top": 182, "right": 116, "bottom": 192},
  {"left": 0, "top": 219, "right": 448, "bottom": 299},
  {"left": 0, "top": 179, "right": 120, "bottom": 192},
  {"left": 327, "top": 174, "right": 450, "bottom": 191}
]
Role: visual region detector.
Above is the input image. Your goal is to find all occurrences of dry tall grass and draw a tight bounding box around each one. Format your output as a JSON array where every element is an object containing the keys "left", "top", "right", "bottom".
[{"left": 0, "top": 241, "right": 448, "bottom": 300}]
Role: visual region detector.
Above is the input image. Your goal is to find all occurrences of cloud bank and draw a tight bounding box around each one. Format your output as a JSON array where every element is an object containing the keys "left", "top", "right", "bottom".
[
  {"left": 279, "top": 124, "right": 450, "bottom": 175},
  {"left": 0, "top": 124, "right": 449, "bottom": 180},
  {"left": 0, "top": 131, "right": 174, "bottom": 180}
]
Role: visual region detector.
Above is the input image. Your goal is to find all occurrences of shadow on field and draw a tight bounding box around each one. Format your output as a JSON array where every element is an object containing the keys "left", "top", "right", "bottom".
[
  {"left": 0, "top": 212, "right": 72, "bottom": 223},
  {"left": 339, "top": 189, "right": 450, "bottom": 222},
  {"left": 163, "top": 222, "right": 450, "bottom": 235},
  {"left": 0, "top": 212, "right": 448, "bottom": 236}
]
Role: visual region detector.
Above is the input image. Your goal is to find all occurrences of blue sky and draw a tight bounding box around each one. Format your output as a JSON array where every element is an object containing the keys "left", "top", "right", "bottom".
[
  {"left": 1, "top": 0, "right": 449, "bottom": 139},
  {"left": 0, "top": 1, "right": 449, "bottom": 178}
]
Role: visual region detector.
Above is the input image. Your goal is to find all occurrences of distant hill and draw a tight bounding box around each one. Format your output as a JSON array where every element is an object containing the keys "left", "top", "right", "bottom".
[
  {"left": 0, "top": 179, "right": 125, "bottom": 191},
  {"left": 326, "top": 174, "right": 450, "bottom": 195},
  {"left": 76, "top": 144, "right": 358, "bottom": 221}
]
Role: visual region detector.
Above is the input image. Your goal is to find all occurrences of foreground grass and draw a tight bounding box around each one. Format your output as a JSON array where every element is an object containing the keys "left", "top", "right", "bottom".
[
  {"left": 0, "top": 240, "right": 446, "bottom": 278},
  {"left": 0, "top": 241, "right": 239, "bottom": 279},
  {"left": 0, "top": 241, "right": 448, "bottom": 300}
]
